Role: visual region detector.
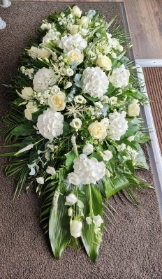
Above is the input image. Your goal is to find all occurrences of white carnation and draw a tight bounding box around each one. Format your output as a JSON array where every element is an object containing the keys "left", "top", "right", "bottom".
[
  {"left": 36, "top": 108, "right": 64, "bottom": 140},
  {"left": 33, "top": 68, "right": 57, "bottom": 93},
  {"left": 109, "top": 65, "right": 130, "bottom": 88},
  {"left": 108, "top": 111, "right": 128, "bottom": 141},
  {"left": 58, "top": 34, "right": 87, "bottom": 52},
  {"left": 82, "top": 67, "right": 109, "bottom": 99},
  {"left": 68, "top": 154, "right": 106, "bottom": 185}
]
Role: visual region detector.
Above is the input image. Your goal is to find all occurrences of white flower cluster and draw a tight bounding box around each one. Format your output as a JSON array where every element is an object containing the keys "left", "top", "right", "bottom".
[
  {"left": 20, "top": 66, "right": 34, "bottom": 79},
  {"left": 68, "top": 154, "right": 106, "bottom": 185},
  {"left": 42, "top": 29, "right": 61, "bottom": 45},
  {"left": 59, "top": 33, "right": 87, "bottom": 52},
  {"left": 33, "top": 68, "right": 57, "bottom": 93},
  {"left": 109, "top": 65, "right": 130, "bottom": 88},
  {"left": 36, "top": 108, "right": 64, "bottom": 140},
  {"left": 82, "top": 67, "right": 109, "bottom": 98},
  {"left": 108, "top": 111, "right": 128, "bottom": 140}
]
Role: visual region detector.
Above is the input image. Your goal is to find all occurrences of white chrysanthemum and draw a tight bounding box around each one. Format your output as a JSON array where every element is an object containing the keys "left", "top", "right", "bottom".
[
  {"left": 36, "top": 109, "right": 64, "bottom": 140},
  {"left": 68, "top": 154, "right": 106, "bottom": 185},
  {"left": 42, "top": 29, "right": 60, "bottom": 45},
  {"left": 109, "top": 65, "right": 130, "bottom": 88},
  {"left": 58, "top": 33, "right": 87, "bottom": 52},
  {"left": 82, "top": 67, "right": 109, "bottom": 99},
  {"left": 33, "top": 68, "right": 57, "bottom": 93},
  {"left": 108, "top": 111, "right": 128, "bottom": 141}
]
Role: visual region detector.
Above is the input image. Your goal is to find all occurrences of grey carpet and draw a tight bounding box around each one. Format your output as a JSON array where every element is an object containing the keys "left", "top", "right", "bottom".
[{"left": 0, "top": 2, "right": 162, "bottom": 279}]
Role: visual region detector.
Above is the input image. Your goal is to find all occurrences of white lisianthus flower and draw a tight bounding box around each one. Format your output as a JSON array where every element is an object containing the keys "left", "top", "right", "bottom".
[
  {"left": 109, "top": 65, "right": 130, "bottom": 88},
  {"left": 33, "top": 68, "right": 57, "bottom": 93},
  {"left": 88, "top": 121, "right": 107, "bottom": 140},
  {"left": 82, "top": 67, "right": 109, "bottom": 99},
  {"left": 102, "top": 150, "right": 113, "bottom": 161},
  {"left": 66, "top": 193, "right": 78, "bottom": 205},
  {"left": 70, "top": 220, "right": 82, "bottom": 238},
  {"left": 36, "top": 109, "right": 64, "bottom": 140},
  {"left": 40, "top": 23, "right": 52, "bottom": 30},
  {"left": 21, "top": 87, "right": 33, "bottom": 100},
  {"left": 15, "top": 144, "right": 34, "bottom": 155},
  {"left": 101, "top": 118, "right": 109, "bottom": 129},
  {"left": 102, "top": 95, "right": 109, "bottom": 104},
  {"left": 109, "top": 96, "right": 117, "bottom": 105},
  {"left": 70, "top": 118, "right": 82, "bottom": 130},
  {"left": 86, "top": 217, "right": 92, "bottom": 225},
  {"left": 79, "top": 16, "right": 89, "bottom": 28},
  {"left": 59, "top": 34, "right": 87, "bottom": 52},
  {"left": 51, "top": 85, "right": 60, "bottom": 94},
  {"left": 69, "top": 25, "right": 79, "bottom": 35},
  {"left": 36, "top": 177, "right": 44, "bottom": 184},
  {"left": 74, "top": 95, "right": 86, "bottom": 104},
  {"left": 48, "top": 91, "right": 66, "bottom": 111},
  {"left": 24, "top": 101, "right": 38, "bottom": 121},
  {"left": 108, "top": 111, "right": 128, "bottom": 140},
  {"left": 93, "top": 215, "right": 103, "bottom": 227},
  {"left": 67, "top": 49, "right": 84, "bottom": 65},
  {"left": 128, "top": 100, "right": 140, "bottom": 117},
  {"left": 46, "top": 166, "right": 56, "bottom": 175},
  {"left": 72, "top": 5, "right": 82, "bottom": 18},
  {"left": 68, "top": 172, "right": 81, "bottom": 185},
  {"left": 42, "top": 29, "right": 60, "bottom": 45},
  {"left": 68, "top": 154, "right": 106, "bottom": 185},
  {"left": 96, "top": 55, "right": 112, "bottom": 71},
  {"left": 83, "top": 143, "right": 94, "bottom": 155}
]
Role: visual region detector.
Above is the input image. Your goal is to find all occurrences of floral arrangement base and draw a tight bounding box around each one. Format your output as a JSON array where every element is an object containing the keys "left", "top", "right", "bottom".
[{"left": 1, "top": 5, "right": 151, "bottom": 262}]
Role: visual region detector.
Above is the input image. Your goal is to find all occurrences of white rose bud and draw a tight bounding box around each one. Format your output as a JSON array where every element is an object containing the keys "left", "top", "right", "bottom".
[
  {"left": 128, "top": 100, "right": 140, "bottom": 117},
  {"left": 36, "top": 177, "right": 44, "bottom": 184},
  {"left": 21, "top": 87, "right": 34, "bottom": 100},
  {"left": 72, "top": 5, "right": 82, "bottom": 18},
  {"left": 79, "top": 16, "right": 89, "bottom": 28},
  {"left": 70, "top": 220, "right": 82, "bottom": 238},
  {"left": 66, "top": 193, "right": 78, "bottom": 205},
  {"left": 46, "top": 166, "right": 56, "bottom": 175},
  {"left": 69, "top": 25, "right": 79, "bottom": 35},
  {"left": 96, "top": 55, "right": 112, "bottom": 71}
]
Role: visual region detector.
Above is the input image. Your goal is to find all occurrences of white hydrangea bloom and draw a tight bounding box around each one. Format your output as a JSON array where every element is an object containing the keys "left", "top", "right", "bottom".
[
  {"left": 33, "top": 68, "right": 57, "bottom": 93},
  {"left": 68, "top": 154, "right": 106, "bottom": 185},
  {"left": 82, "top": 67, "right": 109, "bottom": 99},
  {"left": 108, "top": 111, "right": 128, "bottom": 141},
  {"left": 58, "top": 34, "right": 87, "bottom": 52},
  {"left": 36, "top": 109, "right": 64, "bottom": 140},
  {"left": 109, "top": 65, "right": 130, "bottom": 88},
  {"left": 42, "top": 29, "right": 60, "bottom": 45}
]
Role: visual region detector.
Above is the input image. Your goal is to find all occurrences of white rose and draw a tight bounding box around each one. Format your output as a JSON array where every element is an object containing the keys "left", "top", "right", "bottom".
[
  {"left": 93, "top": 215, "right": 103, "bottom": 227},
  {"left": 69, "top": 25, "right": 79, "bottom": 35},
  {"left": 70, "top": 118, "right": 82, "bottom": 130},
  {"left": 67, "top": 49, "right": 84, "bottom": 65},
  {"left": 96, "top": 55, "right": 112, "bottom": 71},
  {"left": 46, "top": 166, "right": 56, "bottom": 175},
  {"left": 70, "top": 220, "right": 82, "bottom": 238},
  {"left": 83, "top": 143, "right": 94, "bottom": 155},
  {"left": 88, "top": 121, "right": 107, "bottom": 140},
  {"left": 72, "top": 5, "right": 82, "bottom": 18},
  {"left": 36, "top": 177, "right": 44, "bottom": 184},
  {"left": 79, "top": 16, "right": 89, "bottom": 28},
  {"left": 37, "top": 48, "right": 50, "bottom": 59},
  {"left": 48, "top": 91, "right": 66, "bottom": 111},
  {"left": 102, "top": 150, "right": 113, "bottom": 161},
  {"left": 128, "top": 100, "right": 140, "bottom": 117},
  {"left": 24, "top": 101, "right": 38, "bottom": 121},
  {"left": 66, "top": 193, "right": 78, "bottom": 205},
  {"left": 21, "top": 87, "right": 33, "bottom": 100}
]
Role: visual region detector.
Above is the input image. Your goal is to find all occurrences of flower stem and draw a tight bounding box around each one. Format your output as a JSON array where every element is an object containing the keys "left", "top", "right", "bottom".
[{"left": 89, "top": 184, "right": 94, "bottom": 217}]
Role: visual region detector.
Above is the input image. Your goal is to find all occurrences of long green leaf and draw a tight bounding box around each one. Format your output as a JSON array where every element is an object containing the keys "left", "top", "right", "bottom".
[
  {"left": 49, "top": 192, "right": 71, "bottom": 259},
  {"left": 81, "top": 184, "right": 103, "bottom": 263},
  {"left": 102, "top": 174, "right": 130, "bottom": 198}
]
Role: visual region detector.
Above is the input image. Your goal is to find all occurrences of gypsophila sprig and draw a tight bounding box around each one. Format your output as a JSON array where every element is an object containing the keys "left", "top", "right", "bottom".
[{"left": 1, "top": 5, "right": 151, "bottom": 263}]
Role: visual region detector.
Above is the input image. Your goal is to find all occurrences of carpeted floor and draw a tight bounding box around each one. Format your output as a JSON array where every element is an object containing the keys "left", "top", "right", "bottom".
[{"left": 0, "top": 2, "right": 162, "bottom": 279}]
